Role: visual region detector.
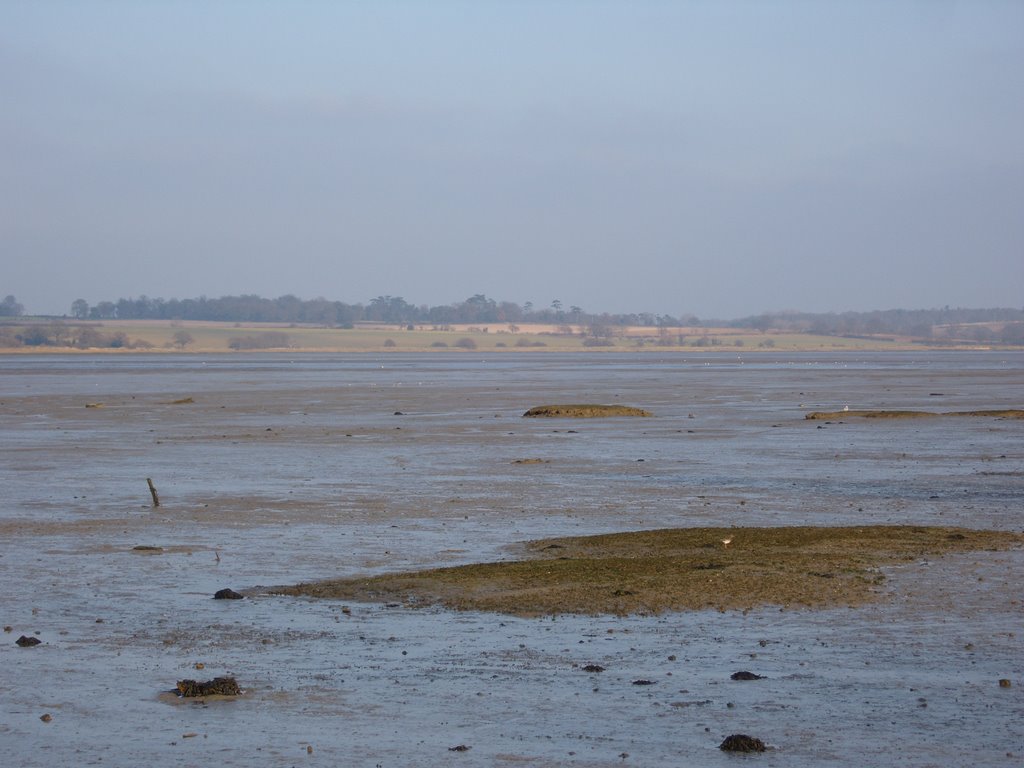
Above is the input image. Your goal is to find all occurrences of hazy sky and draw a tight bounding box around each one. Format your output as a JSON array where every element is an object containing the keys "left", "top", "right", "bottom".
[{"left": 3, "top": 1, "right": 1022, "bottom": 319}]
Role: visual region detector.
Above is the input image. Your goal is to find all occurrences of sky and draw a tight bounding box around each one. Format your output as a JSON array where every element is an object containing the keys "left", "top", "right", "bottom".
[{"left": 2, "top": 1, "right": 1022, "bottom": 320}]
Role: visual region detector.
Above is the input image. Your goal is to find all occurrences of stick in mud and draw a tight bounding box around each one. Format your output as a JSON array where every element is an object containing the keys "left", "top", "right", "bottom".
[{"left": 146, "top": 478, "right": 160, "bottom": 508}]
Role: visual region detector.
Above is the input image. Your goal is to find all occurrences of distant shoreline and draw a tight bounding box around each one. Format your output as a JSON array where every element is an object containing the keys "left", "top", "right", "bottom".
[{"left": 0, "top": 318, "right": 1016, "bottom": 354}]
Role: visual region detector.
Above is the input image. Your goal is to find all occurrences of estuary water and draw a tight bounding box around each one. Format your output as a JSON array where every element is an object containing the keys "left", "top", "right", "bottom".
[{"left": 1, "top": 352, "right": 1022, "bottom": 766}]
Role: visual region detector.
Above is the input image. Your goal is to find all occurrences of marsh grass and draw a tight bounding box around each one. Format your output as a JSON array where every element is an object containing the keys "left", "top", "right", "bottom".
[{"left": 277, "top": 525, "right": 1024, "bottom": 616}]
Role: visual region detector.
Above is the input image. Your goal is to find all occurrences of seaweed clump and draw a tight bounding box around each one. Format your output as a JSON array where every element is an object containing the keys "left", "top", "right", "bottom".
[
  {"left": 720, "top": 734, "right": 767, "bottom": 752},
  {"left": 176, "top": 677, "right": 241, "bottom": 697}
]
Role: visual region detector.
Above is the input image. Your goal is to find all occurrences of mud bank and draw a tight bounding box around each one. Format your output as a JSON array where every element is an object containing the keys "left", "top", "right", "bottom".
[
  {"left": 276, "top": 525, "right": 1024, "bottom": 616},
  {"left": 523, "top": 404, "right": 653, "bottom": 417},
  {"left": 806, "top": 409, "right": 1024, "bottom": 420}
]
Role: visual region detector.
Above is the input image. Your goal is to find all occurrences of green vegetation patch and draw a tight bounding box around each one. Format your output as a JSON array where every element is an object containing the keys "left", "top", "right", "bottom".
[
  {"left": 523, "top": 404, "right": 653, "bottom": 418},
  {"left": 806, "top": 409, "right": 1024, "bottom": 420},
  {"left": 276, "top": 525, "right": 1023, "bottom": 616}
]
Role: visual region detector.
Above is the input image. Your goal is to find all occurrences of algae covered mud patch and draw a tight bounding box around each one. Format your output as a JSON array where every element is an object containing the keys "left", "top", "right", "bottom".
[
  {"left": 277, "top": 525, "right": 1024, "bottom": 616},
  {"left": 522, "top": 403, "right": 653, "bottom": 417},
  {"left": 805, "top": 408, "right": 1024, "bottom": 420}
]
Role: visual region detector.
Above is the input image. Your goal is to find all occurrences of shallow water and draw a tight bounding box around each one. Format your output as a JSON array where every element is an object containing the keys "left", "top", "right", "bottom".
[{"left": 1, "top": 352, "right": 1022, "bottom": 766}]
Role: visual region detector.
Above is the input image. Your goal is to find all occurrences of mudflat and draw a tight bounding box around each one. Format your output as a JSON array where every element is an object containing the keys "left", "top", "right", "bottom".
[{"left": 1, "top": 352, "right": 1022, "bottom": 767}]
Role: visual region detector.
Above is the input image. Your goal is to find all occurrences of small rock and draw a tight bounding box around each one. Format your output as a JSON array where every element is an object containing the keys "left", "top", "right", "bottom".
[
  {"left": 999, "top": 679, "right": 1012, "bottom": 688},
  {"left": 448, "top": 744, "right": 470, "bottom": 752},
  {"left": 213, "top": 588, "right": 244, "bottom": 600},
  {"left": 3, "top": 625, "right": 12, "bottom": 632},
  {"left": 720, "top": 734, "right": 767, "bottom": 752},
  {"left": 632, "top": 679, "right": 656, "bottom": 686},
  {"left": 16, "top": 635, "right": 41, "bottom": 647},
  {"left": 582, "top": 664, "right": 605, "bottom": 673},
  {"left": 730, "top": 671, "right": 764, "bottom": 681}
]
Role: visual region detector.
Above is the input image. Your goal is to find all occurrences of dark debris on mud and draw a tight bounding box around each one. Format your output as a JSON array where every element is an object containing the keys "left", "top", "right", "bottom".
[
  {"left": 731, "top": 670, "right": 765, "bottom": 680},
  {"left": 175, "top": 677, "right": 241, "bottom": 697},
  {"left": 720, "top": 734, "right": 768, "bottom": 752}
]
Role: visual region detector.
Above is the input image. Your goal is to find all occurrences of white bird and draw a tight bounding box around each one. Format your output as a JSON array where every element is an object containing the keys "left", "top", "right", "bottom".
[
  {"left": 721, "top": 536, "right": 733, "bottom": 548},
  {"left": 843, "top": 405, "right": 850, "bottom": 412}
]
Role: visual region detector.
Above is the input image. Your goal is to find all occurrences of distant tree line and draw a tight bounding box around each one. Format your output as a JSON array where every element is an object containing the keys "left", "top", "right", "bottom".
[
  {"left": 58, "top": 292, "right": 696, "bottom": 330},
  {"left": 2, "top": 292, "right": 1022, "bottom": 344}
]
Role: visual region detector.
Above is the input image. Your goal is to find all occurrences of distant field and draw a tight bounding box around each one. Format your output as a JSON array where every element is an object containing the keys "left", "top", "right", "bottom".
[{"left": 0, "top": 318, "right": 969, "bottom": 353}]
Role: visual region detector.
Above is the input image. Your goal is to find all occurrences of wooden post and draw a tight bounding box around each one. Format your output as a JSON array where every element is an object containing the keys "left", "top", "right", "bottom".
[{"left": 146, "top": 478, "right": 160, "bottom": 508}]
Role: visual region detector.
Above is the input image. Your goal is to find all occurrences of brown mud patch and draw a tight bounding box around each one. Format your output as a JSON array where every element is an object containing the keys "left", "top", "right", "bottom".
[
  {"left": 806, "top": 409, "right": 1024, "bottom": 420},
  {"left": 276, "top": 525, "right": 1024, "bottom": 616},
  {"left": 523, "top": 404, "right": 652, "bottom": 418}
]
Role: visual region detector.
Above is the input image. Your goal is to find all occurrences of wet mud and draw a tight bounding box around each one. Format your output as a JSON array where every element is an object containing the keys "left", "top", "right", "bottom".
[{"left": 1, "top": 352, "right": 1022, "bottom": 766}]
